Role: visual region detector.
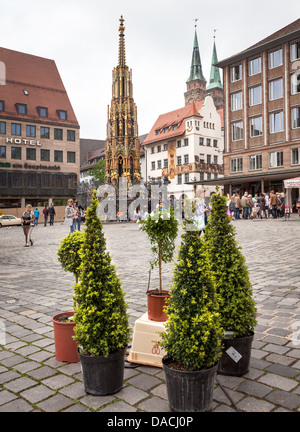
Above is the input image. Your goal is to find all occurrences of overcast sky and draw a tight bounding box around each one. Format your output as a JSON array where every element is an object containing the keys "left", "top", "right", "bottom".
[{"left": 0, "top": 0, "right": 299, "bottom": 139}]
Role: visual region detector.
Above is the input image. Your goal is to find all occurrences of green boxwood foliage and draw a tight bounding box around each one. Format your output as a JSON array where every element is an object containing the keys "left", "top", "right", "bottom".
[
  {"left": 204, "top": 189, "right": 257, "bottom": 337},
  {"left": 159, "top": 219, "right": 223, "bottom": 371},
  {"left": 73, "top": 190, "right": 130, "bottom": 357},
  {"left": 139, "top": 207, "right": 178, "bottom": 293},
  {"left": 57, "top": 231, "right": 85, "bottom": 283}
]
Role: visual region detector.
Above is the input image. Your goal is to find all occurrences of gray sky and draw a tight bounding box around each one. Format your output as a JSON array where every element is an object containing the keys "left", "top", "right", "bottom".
[{"left": 0, "top": 0, "right": 299, "bottom": 139}]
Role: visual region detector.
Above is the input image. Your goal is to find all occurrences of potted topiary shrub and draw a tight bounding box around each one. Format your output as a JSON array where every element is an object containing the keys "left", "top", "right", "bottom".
[
  {"left": 159, "top": 217, "right": 224, "bottom": 412},
  {"left": 139, "top": 206, "right": 178, "bottom": 321},
  {"left": 204, "top": 188, "right": 257, "bottom": 376},
  {"left": 73, "top": 190, "right": 131, "bottom": 395},
  {"left": 52, "top": 230, "right": 85, "bottom": 363}
]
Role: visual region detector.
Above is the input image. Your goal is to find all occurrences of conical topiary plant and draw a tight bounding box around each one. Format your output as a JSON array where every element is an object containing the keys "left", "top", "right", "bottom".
[
  {"left": 204, "top": 188, "right": 257, "bottom": 376},
  {"left": 159, "top": 218, "right": 224, "bottom": 412},
  {"left": 160, "top": 219, "right": 223, "bottom": 371},
  {"left": 203, "top": 189, "right": 257, "bottom": 337},
  {"left": 73, "top": 190, "right": 130, "bottom": 358}
]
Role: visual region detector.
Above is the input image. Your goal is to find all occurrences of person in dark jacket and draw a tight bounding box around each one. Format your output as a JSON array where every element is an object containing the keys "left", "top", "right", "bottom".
[
  {"left": 257, "top": 193, "right": 266, "bottom": 219},
  {"left": 43, "top": 205, "right": 49, "bottom": 227},
  {"left": 229, "top": 196, "right": 236, "bottom": 220},
  {"left": 48, "top": 203, "right": 56, "bottom": 226}
]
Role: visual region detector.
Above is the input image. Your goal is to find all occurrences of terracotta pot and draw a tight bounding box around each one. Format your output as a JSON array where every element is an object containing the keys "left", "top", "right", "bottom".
[
  {"left": 147, "top": 290, "right": 169, "bottom": 322},
  {"left": 52, "top": 311, "right": 79, "bottom": 363}
]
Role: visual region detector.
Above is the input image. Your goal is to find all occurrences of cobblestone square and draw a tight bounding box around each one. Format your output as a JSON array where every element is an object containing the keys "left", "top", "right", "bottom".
[{"left": 0, "top": 216, "right": 300, "bottom": 412}]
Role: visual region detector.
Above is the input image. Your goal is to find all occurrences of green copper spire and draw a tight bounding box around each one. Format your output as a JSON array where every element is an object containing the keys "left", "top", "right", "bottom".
[
  {"left": 207, "top": 33, "right": 223, "bottom": 90},
  {"left": 186, "top": 25, "right": 206, "bottom": 83}
]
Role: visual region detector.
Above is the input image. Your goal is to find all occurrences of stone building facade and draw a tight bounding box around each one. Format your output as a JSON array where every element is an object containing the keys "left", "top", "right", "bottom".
[{"left": 0, "top": 47, "right": 79, "bottom": 208}]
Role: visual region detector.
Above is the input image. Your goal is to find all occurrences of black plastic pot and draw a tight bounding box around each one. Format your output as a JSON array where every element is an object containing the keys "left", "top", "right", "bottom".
[
  {"left": 217, "top": 332, "right": 254, "bottom": 377},
  {"left": 79, "top": 347, "right": 126, "bottom": 395},
  {"left": 162, "top": 357, "right": 218, "bottom": 412}
]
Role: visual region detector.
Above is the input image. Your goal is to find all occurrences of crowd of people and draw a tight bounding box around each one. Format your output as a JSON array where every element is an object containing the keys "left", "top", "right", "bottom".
[
  {"left": 20, "top": 190, "right": 300, "bottom": 246},
  {"left": 227, "top": 190, "right": 298, "bottom": 221}
]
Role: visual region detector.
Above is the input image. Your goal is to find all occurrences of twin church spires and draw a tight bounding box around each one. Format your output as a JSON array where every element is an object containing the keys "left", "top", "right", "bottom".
[{"left": 184, "top": 25, "right": 223, "bottom": 110}]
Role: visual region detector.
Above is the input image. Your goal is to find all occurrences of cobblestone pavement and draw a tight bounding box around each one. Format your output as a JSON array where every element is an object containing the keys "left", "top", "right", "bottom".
[{"left": 0, "top": 216, "right": 300, "bottom": 412}]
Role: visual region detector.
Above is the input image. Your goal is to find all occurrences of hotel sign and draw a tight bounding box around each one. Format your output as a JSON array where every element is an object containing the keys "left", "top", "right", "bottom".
[{"left": 6, "top": 137, "right": 41, "bottom": 146}]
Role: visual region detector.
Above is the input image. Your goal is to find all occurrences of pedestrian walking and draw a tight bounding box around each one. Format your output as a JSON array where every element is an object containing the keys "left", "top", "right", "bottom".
[
  {"left": 257, "top": 193, "right": 266, "bottom": 219},
  {"left": 270, "top": 190, "right": 278, "bottom": 219},
  {"left": 65, "top": 199, "right": 76, "bottom": 234},
  {"left": 74, "top": 200, "right": 84, "bottom": 231},
  {"left": 43, "top": 205, "right": 49, "bottom": 226},
  {"left": 21, "top": 204, "right": 35, "bottom": 247},
  {"left": 248, "top": 194, "right": 254, "bottom": 218},
  {"left": 48, "top": 203, "right": 56, "bottom": 226},
  {"left": 241, "top": 192, "right": 250, "bottom": 219},
  {"left": 264, "top": 193, "right": 270, "bottom": 219},
  {"left": 34, "top": 207, "right": 39, "bottom": 226},
  {"left": 229, "top": 196, "right": 236, "bottom": 220},
  {"left": 234, "top": 193, "right": 241, "bottom": 219}
]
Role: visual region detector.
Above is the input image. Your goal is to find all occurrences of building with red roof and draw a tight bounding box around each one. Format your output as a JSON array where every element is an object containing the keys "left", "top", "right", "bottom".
[{"left": 0, "top": 47, "right": 80, "bottom": 208}]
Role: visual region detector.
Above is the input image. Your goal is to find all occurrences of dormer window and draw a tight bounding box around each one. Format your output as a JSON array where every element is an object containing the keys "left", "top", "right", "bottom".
[
  {"left": 155, "top": 129, "right": 161, "bottom": 136},
  {"left": 57, "top": 110, "right": 67, "bottom": 120},
  {"left": 37, "top": 107, "right": 48, "bottom": 118},
  {"left": 16, "top": 103, "right": 27, "bottom": 114},
  {"left": 172, "top": 124, "right": 178, "bottom": 131},
  {"left": 164, "top": 127, "right": 169, "bottom": 133}
]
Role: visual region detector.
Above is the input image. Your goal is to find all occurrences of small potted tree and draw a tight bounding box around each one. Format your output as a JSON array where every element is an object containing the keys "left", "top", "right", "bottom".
[
  {"left": 204, "top": 189, "right": 257, "bottom": 376},
  {"left": 52, "top": 230, "right": 85, "bottom": 363},
  {"left": 73, "top": 190, "right": 131, "bottom": 395},
  {"left": 139, "top": 206, "right": 178, "bottom": 321},
  {"left": 159, "top": 218, "right": 223, "bottom": 412}
]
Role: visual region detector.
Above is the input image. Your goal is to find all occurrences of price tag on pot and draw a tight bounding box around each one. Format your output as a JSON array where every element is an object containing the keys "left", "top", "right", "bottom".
[{"left": 226, "top": 346, "right": 242, "bottom": 363}]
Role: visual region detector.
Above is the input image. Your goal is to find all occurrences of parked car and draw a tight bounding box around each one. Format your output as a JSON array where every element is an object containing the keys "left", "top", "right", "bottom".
[{"left": 0, "top": 215, "right": 22, "bottom": 227}]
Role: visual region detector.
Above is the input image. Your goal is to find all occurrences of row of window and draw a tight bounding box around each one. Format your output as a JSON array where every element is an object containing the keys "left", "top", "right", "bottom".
[
  {"left": 231, "top": 42, "right": 300, "bottom": 82},
  {"left": 0, "top": 101, "right": 67, "bottom": 121},
  {"left": 149, "top": 137, "right": 219, "bottom": 154},
  {"left": 0, "top": 172, "right": 76, "bottom": 189},
  {"left": 150, "top": 138, "right": 190, "bottom": 154},
  {"left": 177, "top": 172, "right": 218, "bottom": 185},
  {"left": 151, "top": 159, "right": 168, "bottom": 170},
  {"left": 232, "top": 107, "right": 300, "bottom": 141},
  {"left": 187, "top": 120, "right": 216, "bottom": 130},
  {"left": 231, "top": 75, "right": 300, "bottom": 111},
  {"left": 0, "top": 121, "right": 76, "bottom": 141},
  {"left": 199, "top": 137, "right": 218, "bottom": 147},
  {"left": 0, "top": 146, "right": 76, "bottom": 163},
  {"left": 230, "top": 148, "right": 300, "bottom": 173},
  {"left": 151, "top": 154, "right": 218, "bottom": 170},
  {"left": 155, "top": 124, "right": 179, "bottom": 135}
]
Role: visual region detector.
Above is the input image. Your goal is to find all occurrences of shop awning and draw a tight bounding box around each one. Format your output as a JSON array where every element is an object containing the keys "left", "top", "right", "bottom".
[{"left": 284, "top": 177, "right": 300, "bottom": 189}]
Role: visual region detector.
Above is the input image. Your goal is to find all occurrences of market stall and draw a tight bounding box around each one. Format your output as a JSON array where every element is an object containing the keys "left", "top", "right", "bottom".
[{"left": 283, "top": 177, "right": 300, "bottom": 214}]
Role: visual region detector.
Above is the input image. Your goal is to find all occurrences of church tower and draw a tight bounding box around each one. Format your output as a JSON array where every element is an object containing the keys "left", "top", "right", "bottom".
[
  {"left": 184, "top": 23, "right": 207, "bottom": 105},
  {"left": 105, "top": 16, "right": 141, "bottom": 187},
  {"left": 206, "top": 32, "right": 224, "bottom": 110}
]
